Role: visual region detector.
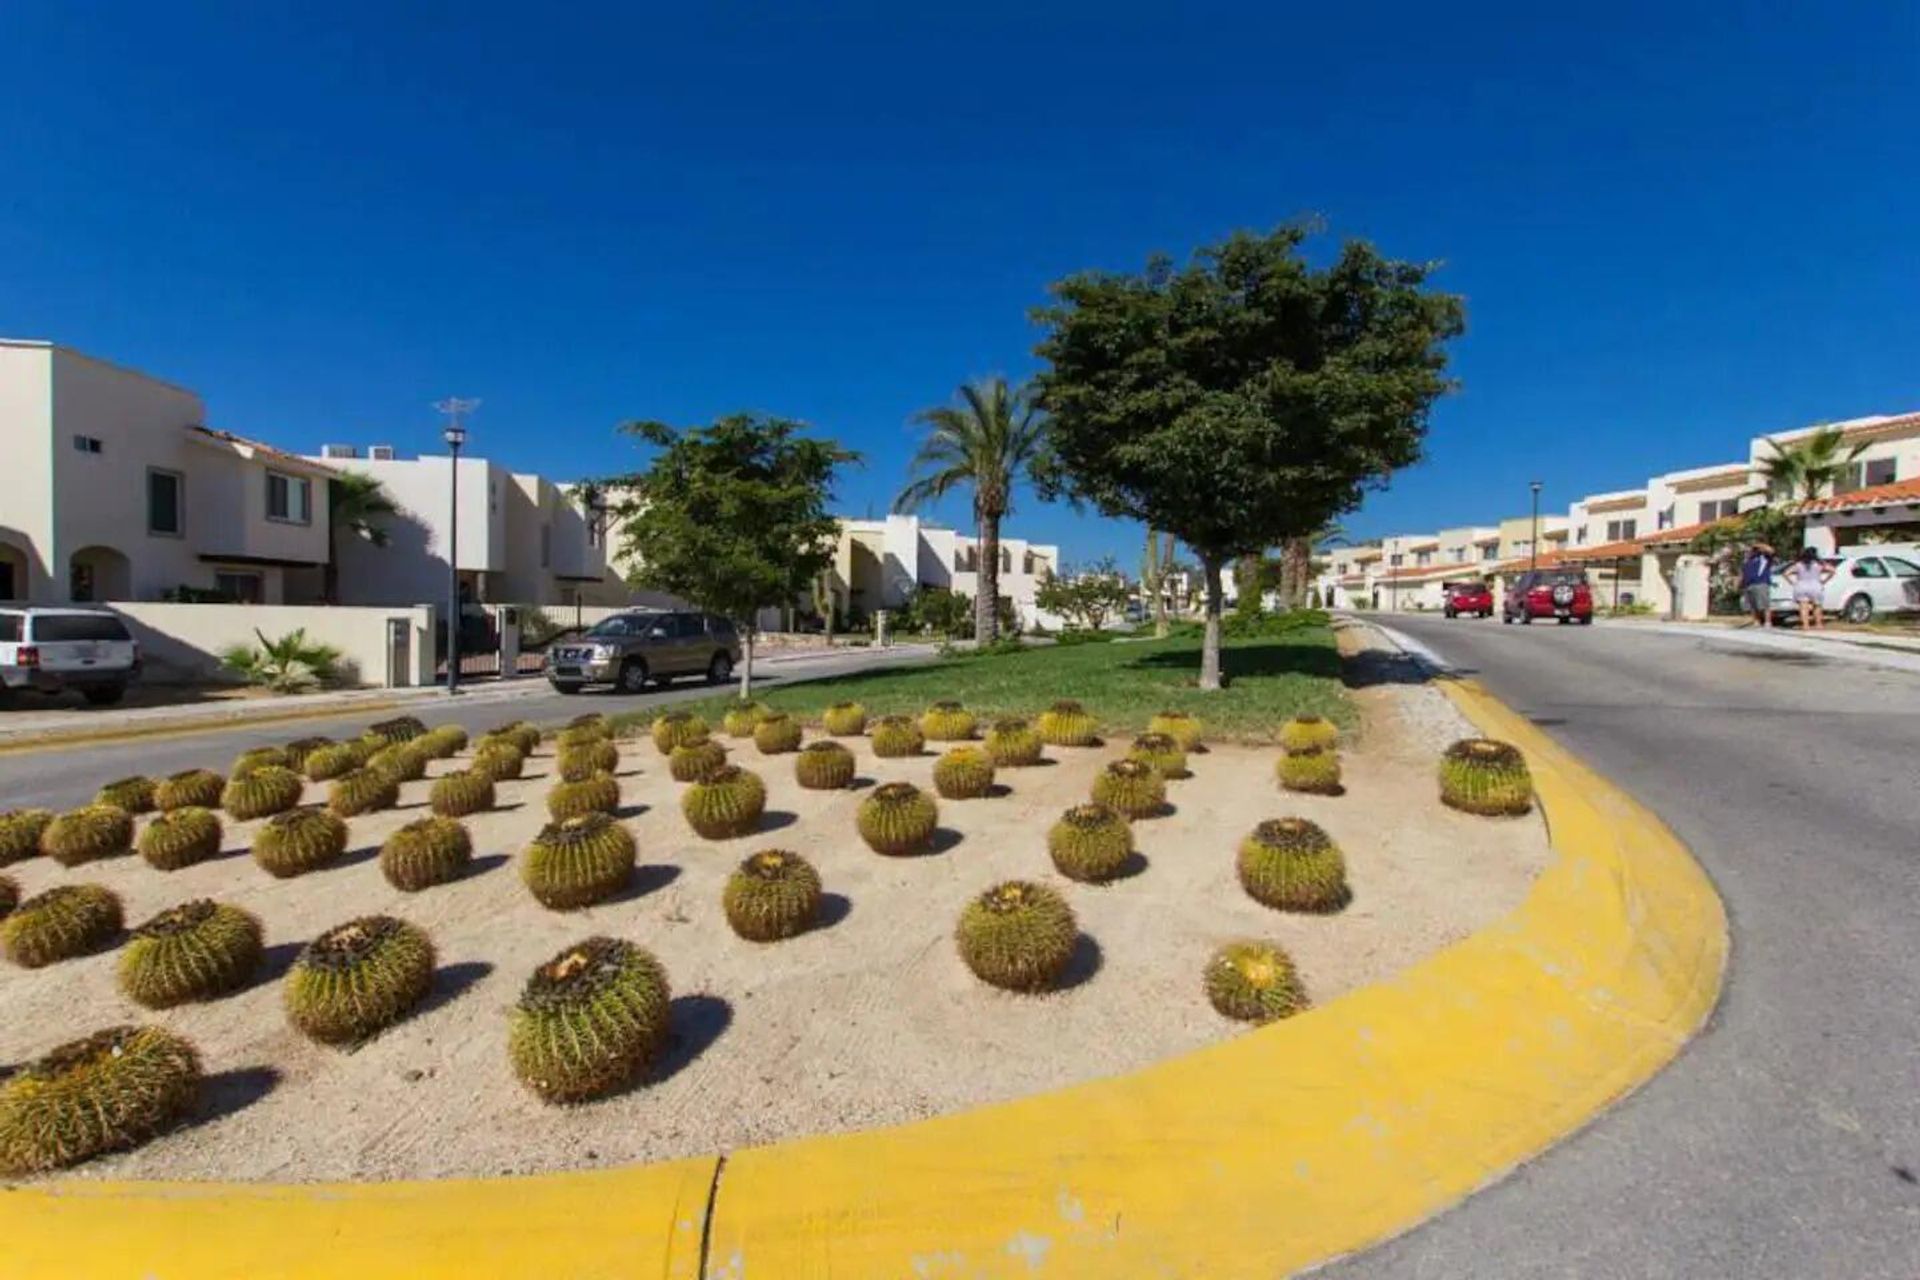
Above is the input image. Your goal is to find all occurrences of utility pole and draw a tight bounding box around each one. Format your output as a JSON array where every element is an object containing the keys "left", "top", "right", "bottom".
[{"left": 434, "top": 397, "right": 480, "bottom": 696}]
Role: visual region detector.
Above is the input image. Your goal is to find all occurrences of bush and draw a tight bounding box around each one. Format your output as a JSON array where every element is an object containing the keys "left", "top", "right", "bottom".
[
  {"left": 1438, "top": 738, "right": 1533, "bottom": 816},
  {"left": 154, "top": 769, "right": 225, "bottom": 811},
  {"left": 721, "top": 701, "right": 769, "bottom": 738},
  {"left": 220, "top": 628, "right": 343, "bottom": 693},
  {"left": 821, "top": 701, "right": 868, "bottom": 736},
  {"left": 547, "top": 772, "right": 620, "bottom": 821},
  {"left": 430, "top": 769, "right": 495, "bottom": 818},
  {"left": 508, "top": 937, "right": 670, "bottom": 1104},
  {"left": 558, "top": 739, "right": 619, "bottom": 780},
  {"left": 982, "top": 717, "right": 1044, "bottom": 767},
  {"left": 381, "top": 817, "right": 474, "bottom": 891},
  {"left": 869, "top": 715, "right": 924, "bottom": 758},
  {"left": 1128, "top": 732, "right": 1188, "bottom": 780},
  {"left": 138, "top": 806, "right": 223, "bottom": 871},
  {"left": 0, "top": 810, "right": 52, "bottom": 865},
  {"left": 3, "top": 884, "right": 122, "bottom": 968},
  {"left": 669, "top": 739, "right": 729, "bottom": 783},
  {"left": 1278, "top": 715, "right": 1339, "bottom": 753},
  {"left": 285, "top": 916, "right": 435, "bottom": 1045},
  {"left": 252, "top": 807, "right": 349, "bottom": 878},
  {"left": 1047, "top": 804, "right": 1134, "bottom": 882},
  {"left": 919, "top": 701, "right": 977, "bottom": 742},
  {"left": 753, "top": 713, "right": 804, "bottom": 755},
  {"left": 1052, "top": 628, "right": 1118, "bottom": 646},
  {"left": 1091, "top": 760, "right": 1166, "bottom": 819},
  {"left": 222, "top": 765, "right": 306, "bottom": 820},
  {"left": 1236, "top": 818, "right": 1350, "bottom": 913},
  {"left": 521, "top": 814, "right": 636, "bottom": 908},
  {"left": 1277, "top": 747, "right": 1342, "bottom": 795},
  {"left": 329, "top": 767, "right": 399, "bottom": 817},
  {"left": 1036, "top": 699, "right": 1098, "bottom": 747},
  {"left": 651, "top": 711, "right": 709, "bottom": 754},
  {"left": 1147, "top": 710, "right": 1203, "bottom": 752},
  {"left": 681, "top": 766, "right": 767, "bottom": 839},
  {"left": 955, "top": 881, "right": 1078, "bottom": 992},
  {"left": 471, "top": 739, "right": 527, "bottom": 782},
  {"left": 94, "top": 776, "right": 156, "bottom": 814},
  {"left": 722, "top": 850, "right": 822, "bottom": 942},
  {"left": 933, "top": 746, "right": 996, "bottom": 800},
  {"left": 794, "top": 740, "right": 855, "bottom": 790},
  {"left": 1204, "top": 941, "right": 1308, "bottom": 1023},
  {"left": 1223, "top": 608, "right": 1332, "bottom": 639},
  {"left": 0, "top": 1026, "right": 201, "bottom": 1174},
  {"left": 42, "top": 805, "right": 134, "bottom": 866},
  {"left": 305, "top": 741, "right": 369, "bottom": 782},
  {"left": 118, "top": 900, "right": 263, "bottom": 1007},
  {"left": 856, "top": 782, "right": 938, "bottom": 855}
]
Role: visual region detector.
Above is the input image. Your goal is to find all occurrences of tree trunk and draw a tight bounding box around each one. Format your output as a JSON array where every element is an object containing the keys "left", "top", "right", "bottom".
[
  {"left": 738, "top": 627, "right": 756, "bottom": 699},
  {"left": 1200, "top": 556, "right": 1225, "bottom": 690},
  {"left": 1282, "top": 538, "right": 1311, "bottom": 608},
  {"left": 976, "top": 515, "right": 1002, "bottom": 644}
]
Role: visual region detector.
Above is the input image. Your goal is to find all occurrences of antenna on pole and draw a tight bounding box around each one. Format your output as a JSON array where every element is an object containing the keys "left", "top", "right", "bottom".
[{"left": 433, "top": 397, "right": 481, "bottom": 442}]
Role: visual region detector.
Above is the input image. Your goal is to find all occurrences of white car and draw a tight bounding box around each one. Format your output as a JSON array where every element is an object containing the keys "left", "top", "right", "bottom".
[
  {"left": 0, "top": 607, "right": 141, "bottom": 706},
  {"left": 1769, "top": 547, "right": 1920, "bottom": 624}
]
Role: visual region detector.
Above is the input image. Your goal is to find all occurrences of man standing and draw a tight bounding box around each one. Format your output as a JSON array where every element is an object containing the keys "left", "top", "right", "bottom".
[{"left": 1740, "top": 541, "right": 1777, "bottom": 627}]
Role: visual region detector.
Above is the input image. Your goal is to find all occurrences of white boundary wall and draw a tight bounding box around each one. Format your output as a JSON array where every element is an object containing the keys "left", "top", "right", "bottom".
[{"left": 110, "top": 603, "right": 437, "bottom": 687}]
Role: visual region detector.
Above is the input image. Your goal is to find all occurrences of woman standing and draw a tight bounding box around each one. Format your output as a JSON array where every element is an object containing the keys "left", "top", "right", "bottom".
[{"left": 1786, "top": 547, "right": 1836, "bottom": 630}]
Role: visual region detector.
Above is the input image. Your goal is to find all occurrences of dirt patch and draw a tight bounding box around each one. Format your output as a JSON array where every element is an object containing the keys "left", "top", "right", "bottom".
[{"left": 6, "top": 685, "right": 1548, "bottom": 1182}]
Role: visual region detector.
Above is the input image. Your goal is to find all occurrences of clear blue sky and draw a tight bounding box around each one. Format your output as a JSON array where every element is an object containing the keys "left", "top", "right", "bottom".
[{"left": 2, "top": 4, "right": 1914, "bottom": 565}]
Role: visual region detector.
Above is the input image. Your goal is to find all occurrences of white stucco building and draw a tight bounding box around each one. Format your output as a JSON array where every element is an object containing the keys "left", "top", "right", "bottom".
[{"left": 825, "top": 514, "right": 1062, "bottom": 630}]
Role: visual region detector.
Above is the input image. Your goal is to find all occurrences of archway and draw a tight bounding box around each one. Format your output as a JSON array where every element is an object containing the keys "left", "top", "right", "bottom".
[
  {"left": 0, "top": 540, "right": 27, "bottom": 602},
  {"left": 68, "top": 545, "right": 132, "bottom": 603}
]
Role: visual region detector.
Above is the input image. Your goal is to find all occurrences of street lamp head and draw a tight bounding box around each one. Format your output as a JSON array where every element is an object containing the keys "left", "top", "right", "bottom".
[
  {"left": 442, "top": 423, "right": 467, "bottom": 449},
  {"left": 1530, "top": 480, "right": 1543, "bottom": 496}
]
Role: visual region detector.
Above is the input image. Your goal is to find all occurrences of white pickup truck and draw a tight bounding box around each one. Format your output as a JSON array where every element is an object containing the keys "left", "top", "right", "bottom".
[{"left": 0, "top": 607, "right": 141, "bottom": 705}]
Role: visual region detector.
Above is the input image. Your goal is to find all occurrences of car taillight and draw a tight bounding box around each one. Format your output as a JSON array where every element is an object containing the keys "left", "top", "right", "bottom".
[{"left": 15, "top": 646, "right": 38, "bottom": 668}]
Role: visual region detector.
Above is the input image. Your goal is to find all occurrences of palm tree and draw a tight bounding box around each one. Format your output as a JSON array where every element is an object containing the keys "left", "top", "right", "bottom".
[
  {"left": 1752, "top": 425, "right": 1867, "bottom": 504},
  {"left": 324, "top": 471, "right": 399, "bottom": 604},
  {"left": 895, "top": 377, "right": 1046, "bottom": 643},
  {"left": 1281, "top": 522, "right": 1347, "bottom": 607}
]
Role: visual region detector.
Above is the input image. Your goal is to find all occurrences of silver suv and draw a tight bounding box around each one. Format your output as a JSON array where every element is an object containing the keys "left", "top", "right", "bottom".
[
  {"left": 0, "top": 607, "right": 141, "bottom": 706},
  {"left": 545, "top": 611, "right": 740, "bottom": 695}
]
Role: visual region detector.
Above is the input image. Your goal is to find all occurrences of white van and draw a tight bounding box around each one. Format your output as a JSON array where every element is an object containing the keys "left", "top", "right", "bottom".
[{"left": 0, "top": 608, "right": 141, "bottom": 705}]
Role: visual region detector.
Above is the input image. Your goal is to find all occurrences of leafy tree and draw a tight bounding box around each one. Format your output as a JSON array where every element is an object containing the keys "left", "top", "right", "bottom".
[
  {"left": 609, "top": 415, "right": 857, "bottom": 697},
  {"left": 902, "top": 586, "right": 972, "bottom": 637},
  {"left": 220, "top": 628, "right": 343, "bottom": 693},
  {"left": 1035, "top": 557, "right": 1132, "bottom": 631},
  {"left": 895, "top": 377, "right": 1047, "bottom": 645},
  {"left": 324, "top": 471, "right": 399, "bottom": 605},
  {"left": 1033, "top": 225, "right": 1465, "bottom": 688},
  {"left": 1687, "top": 506, "right": 1806, "bottom": 613},
  {"left": 1751, "top": 425, "right": 1868, "bottom": 503}
]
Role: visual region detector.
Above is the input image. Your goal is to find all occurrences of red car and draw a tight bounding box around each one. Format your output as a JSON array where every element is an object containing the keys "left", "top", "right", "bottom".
[
  {"left": 1443, "top": 581, "right": 1494, "bottom": 618},
  {"left": 1502, "top": 569, "right": 1595, "bottom": 625}
]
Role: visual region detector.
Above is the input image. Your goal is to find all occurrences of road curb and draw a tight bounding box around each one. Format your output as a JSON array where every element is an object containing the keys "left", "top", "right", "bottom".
[{"left": 0, "top": 677, "right": 1727, "bottom": 1278}]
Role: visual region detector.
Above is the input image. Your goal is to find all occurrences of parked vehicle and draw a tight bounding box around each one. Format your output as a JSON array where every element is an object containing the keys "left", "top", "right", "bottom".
[
  {"left": 1502, "top": 569, "right": 1595, "bottom": 625},
  {"left": 0, "top": 608, "right": 141, "bottom": 705},
  {"left": 544, "top": 610, "right": 740, "bottom": 694},
  {"left": 1442, "top": 581, "right": 1495, "bottom": 618},
  {"left": 1767, "top": 546, "right": 1920, "bottom": 625}
]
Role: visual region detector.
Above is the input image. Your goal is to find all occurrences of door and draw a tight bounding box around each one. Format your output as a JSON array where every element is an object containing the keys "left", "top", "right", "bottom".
[
  {"left": 1844, "top": 557, "right": 1893, "bottom": 612},
  {"left": 1880, "top": 555, "right": 1920, "bottom": 612},
  {"left": 668, "top": 613, "right": 708, "bottom": 673}
]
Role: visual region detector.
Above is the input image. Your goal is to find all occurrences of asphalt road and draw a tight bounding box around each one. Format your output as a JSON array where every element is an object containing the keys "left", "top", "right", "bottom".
[
  {"left": 0, "top": 644, "right": 934, "bottom": 811},
  {"left": 1325, "top": 616, "right": 1920, "bottom": 1278}
]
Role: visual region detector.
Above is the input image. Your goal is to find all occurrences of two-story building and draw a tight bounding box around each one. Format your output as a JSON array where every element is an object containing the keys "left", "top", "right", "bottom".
[{"left": 826, "top": 514, "right": 1062, "bottom": 630}]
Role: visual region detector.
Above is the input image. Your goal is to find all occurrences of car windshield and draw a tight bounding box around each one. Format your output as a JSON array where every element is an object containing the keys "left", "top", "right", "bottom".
[{"left": 32, "top": 614, "right": 131, "bottom": 642}]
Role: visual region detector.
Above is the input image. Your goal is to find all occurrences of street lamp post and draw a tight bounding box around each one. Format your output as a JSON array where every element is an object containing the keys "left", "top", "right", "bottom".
[
  {"left": 1529, "top": 481, "right": 1544, "bottom": 571},
  {"left": 435, "top": 397, "right": 480, "bottom": 696}
]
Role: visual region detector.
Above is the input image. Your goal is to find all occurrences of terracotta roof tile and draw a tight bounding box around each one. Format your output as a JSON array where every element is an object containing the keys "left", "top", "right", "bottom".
[{"left": 1793, "top": 478, "right": 1920, "bottom": 514}]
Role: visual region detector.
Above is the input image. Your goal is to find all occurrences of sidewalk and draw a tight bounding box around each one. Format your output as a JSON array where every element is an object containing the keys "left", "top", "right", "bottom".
[{"left": 1604, "top": 617, "right": 1920, "bottom": 672}]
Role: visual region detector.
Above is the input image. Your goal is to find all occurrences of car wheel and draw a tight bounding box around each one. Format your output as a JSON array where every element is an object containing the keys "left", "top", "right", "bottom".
[
  {"left": 551, "top": 681, "right": 583, "bottom": 696},
  {"left": 1502, "top": 612, "right": 1513, "bottom": 625},
  {"left": 1578, "top": 616, "right": 1594, "bottom": 626},
  {"left": 82, "top": 684, "right": 126, "bottom": 706},
  {"left": 616, "top": 659, "right": 650, "bottom": 694},
  {"left": 1845, "top": 594, "right": 1873, "bottom": 625},
  {"left": 707, "top": 652, "right": 733, "bottom": 685}
]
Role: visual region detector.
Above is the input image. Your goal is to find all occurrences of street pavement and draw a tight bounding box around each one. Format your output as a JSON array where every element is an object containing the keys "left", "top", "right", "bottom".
[
  {"left": 0, "top": 644, "right": 934, "bottom": 811},
  {"left": 1324, "top": 615, "right": 1920, "bottom": 1278}
]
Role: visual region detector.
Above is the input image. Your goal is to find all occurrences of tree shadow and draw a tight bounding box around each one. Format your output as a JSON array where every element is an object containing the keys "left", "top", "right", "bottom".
[
  {"left": 814, "top": 892, "right": 852, "bottom": 931},
  {"left": 418, "top": 961, "right": 495, "bottom": 1017},
  {"left": 1055, "top": 934, "right": 1103, "bottom": 992},
  {"left": 604, "top": 863, "right": 682, "bottom": 904},
  {"left": 185, "top": 1065, "right": 282, "bottom": 1130},
  {"left": 654, "top": 995, "right": 732, "bottom": 1084}
]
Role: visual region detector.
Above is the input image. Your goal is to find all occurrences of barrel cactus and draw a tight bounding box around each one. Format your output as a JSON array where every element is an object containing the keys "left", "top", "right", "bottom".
[
  {"left": 305, "top": 741, "right": 367, "bottom": 782},
  {"left": 1037, "top": 699, "right": 1098, "bottom": 747},
  {"left": 521, "top": 814, "right": 636, "bottom": 908},
  {"left": 138, "top": 806, "right": 224, "bottom": 871},
  {"left": 558, "top": 739, "right": 619, "bottom": 780},
  {"left": 722, "top": 850, "right": 822, "bottom": 942},
  {"left": 681, "top": 766, "right": 767, "bottom": 839},
  {"left": 367, "top": 741, "right": 430, "bottom": 784},
  {"left": 231, "top": 746, "right": 292, "bottom": 778},
  {"left": 1236, "top": 818, "right": 1351, "bottom": 913},
  {"left": 1048, "top": 804, "right": 1134, "bottom": 883},
  {"left": 381, "top": 817, "right": 474, "bottom": 891},
  {"left": 0, "top": 876, "right": 14, "bottom": 918},
  {"left": 285, "top": 916, "right": 435, "bottom": 1045},
  {"left": 752, "top": 713, "right": 803, "bottom": 755},
  {"left": 42, "top": 804, "right": 134, "bottom": 866},
  {"left": 328, "top": 766, "right": 399, "bottom": 817},
  {"left": 869, "top": 714, "right": 924, "bottom": 758},
  {"left": 564, "top": 712, "right": 613, "bottom": 740},
  {"left": 0, "top": 1025, "right": 201, "bottom": 1175},
  {"left": 118, "top": 900, "right": 263, "bottom": 1008},
  {"left": 252, "top": 807, "right": 349, "bottom": 878},
  {"left": 956, "top": 881, "right": 1079, "bottom": 992},
  {"left": 669, "top": 739, "right": 729, "bottom": 783},
  {"left": 856, "top": 782, "right": 939, "bottom": 855},
  {"left": 1277, "top": 747, "right": 1342, "bottom": 795},
  {"left": 1279, "top": 714, "right": 1339, "bottom": 753},
  {"left": 0, "top": 810, "right": 52, "bottom": 865},
  {"left": 984, "top": 717, "right": 1044, "bottom": 767},
  {"left": 430, "top": 769, "right": 496, "bottom": 818},
  {"left": 154, "top": 768, "right": 225, "bottom": 811},
  {"left": 1147, "top": 710, "right": 1204, "bottom": 752},
  {"left": 919, "top": 700, "right": 976, "bottom": 741},
  {"left": 1091, "top": 759, "right": 1167, "bottom": 820},
  {"left": 3, "top": 884, "right": 122, "bottom": 968},
  {"left": 419, "top": 725, "right": 468, "bottom": 759},
  {"left": 472, "top": 739, "right": 527, "bottom": 782},
  {"left": 651, "top": 710, "right": 709, "bottom": 753},
  {"left": 1128, "top": 732, "right": 1189, "bottom": 780},
  {"left": 793, "top": 740, "right": 855, "bottom": 790},
  {"left": 1439, "top": 738, "right": 1534, "bottom": 816},
  {"left": 489, "top": 721, "right": 543, "bottom": 755},
  {"left": 721, "top": 701, "right": 769, "bottom": 738},
  {"left": 933, "top": 746, "right": 996, "bottom": 800},
  {"left": 366, "top": 715, "right": 429, "bottom": 746},
  {"left": 222, "top": 765, "right": 305, "bottom": 820},
  {"left": 547, "top": 772, "right": 620, "bottom": 821},
  {"left": 821, "top": 701, "right": 868, "bottom": 736},
  {"left": 94, "top": 776, "right": 157, "bottom": 814},
  {"left": 508, "top": 937, "right": 670, "bottom": 1104},
  {"left": 1204, "top": 941, "right": 1309, "bottom": 1023}
]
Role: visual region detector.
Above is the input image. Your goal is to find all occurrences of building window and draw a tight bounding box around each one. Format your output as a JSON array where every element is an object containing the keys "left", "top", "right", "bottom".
[
  {"left": 1576, "top": 528, "right": 1588, "bottom": 544},
  {"left": 1697, "top": 498, "right": 1740, "bottom": 524},
  {"left": 1657, "top": 505, "right": 1674, "bottom": 530},
  {"left": 1482, "top": 544, "right": 1497, "bottom": 561},
  {"left": 266, "top": 470, "right": 313, "bottom": 524},
  {"left": 1838, "top": 458, "right": 1898, "bottom": 493},
  {"left": 72, "top": 434, "right": 104, "bottom": 454},
  {"left": 1389, "top": 553, "right": 1404, "bottom": 567},
  {"left": 147, "top": 468, "right": 184, "bottom": 537},
  {"left": 540, "top": 523, "right": 552, "bottom": 569},
  {"left": 214, "top": 571, "right": 264, "bottom": 603},
  {"left": 1604, "top": 519, "right": 1638, "bottom": 542},
  {"left": 1416, "top": 550, "right": 1432, "bottom": 566}
]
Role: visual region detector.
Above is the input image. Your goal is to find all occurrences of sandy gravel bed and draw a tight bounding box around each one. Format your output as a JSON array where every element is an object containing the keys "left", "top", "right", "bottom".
[{"left": 5, "top": 670, "right": 1547, "bottom": 1182}]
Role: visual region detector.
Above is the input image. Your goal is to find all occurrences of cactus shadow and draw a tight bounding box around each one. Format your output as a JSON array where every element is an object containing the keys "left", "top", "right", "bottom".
[
  {"left": 189, "top": 1065, "right": 283, "bottom": 1129},
  {"left": 486, "top": 801, "right": 527, "bottom": 814},
  {"left": 253, "top": 940, "right": 307, "bottom": 986},
  {"left": 463, "top": 853, "right": 511, "bottom": 879},
  {"left": 606, "top": 863, "right": 682, "bottom": 904},
  {"left": 1056, "top": 934, "right": 1103, "bottom": 992},
  {"left": 846, "top": 776, "right": 878, "bottom": 791},
  {"left": 814, "top": 892, "right": 852, "bottom": 931},
  {"left": 926, "top": 827, "right": 964, "bottom": 855},
  {"left": 654, "top": 994, "right": 732, "bottom": 1084},
  {"left": 613, "top": 803, "right": 650, "bottom": 820},
  {"left": 419, "top": 961, "right": 496, "bottom": 1017},
  {"left": 1106, "top": 851, "right": 1150, "bottom": 882},
  {"left": 334, "top": 844, "right": 383, "bottom": 870},
  {"left": 756, "top": 810, "right": 799, "bottom": 834},
  {"left": 982, "top": 783, "right": 1014, "bottom": 799}
]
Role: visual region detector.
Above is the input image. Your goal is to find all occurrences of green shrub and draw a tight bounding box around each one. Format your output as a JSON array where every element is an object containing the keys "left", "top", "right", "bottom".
[
  {"left": 721, "top": 701, "right": 769, "bottom": 738},
  {"left": 427, "top": 769, "right": 493, "bottom": 818},
  {"left": 1037, "top": 699, "right": 1098, "bottom": 747},
  {"left": 869, "top": 715, "right": 924, "bottom": 758},
  {"left": 138, "top": 806, "right": 223, "bottom": 871},
  {"left": 856, "top": 782, "right": 938, "bottom": 855},
  {"left": 793, "top": 741, "right": 855, "bottom": 790},
  {"left": 1146, "top": 710, "right": 1204, "bottom": 751},
  {"left": 558, "top": 738, "right": 619, "bottom": 780},
  {"left": 154, "top": 769, "right": 225, "bottom": 811},
  {"left": 521, "top": 814, "right": 636, "bottom": 908},
  {"left": 1438, "top": 738, "right": 1534, "bottom": 816},
  {"left": 722, "top": 850, "right": 822, "bottom": 942},
  {"left": 420, "top": 725, "right": 469, "bottom": 759},
  {"left": 1091, "top": 760, "right": 1166, "bottom": 820},
  {"left": 1128, "top": 732, "right": 1188, "bottom": 780},
  {"left": 983, "top": 717, "right": 1044, "bottom": 767},
  {"left": 0, "top": 1026, "right": 201, "bottom": 1175},
  {"left": 955, "top": 881, "right": 1078, "bottom": 992},
  {"left": 231, "top": 746, "right": 292, "bottom": 778},
  {"left": 0, "top": 810, "right": 52, "bottom": 865},
  {"left": 681, "top": 766, "right": 767, "bottom": 839},
  {"left": 471, "top": 739, "right": 527, "bottom": 782},
  {"left": 367, "top": 741, "right": 431, "bottom": 784},
  {"left": 932, "top": 746, "right": 996, "bottom": 800},
  {"left": 1278, "top": 715, "right": 1339, "bottom": 753},
  {"left": 508, "top": 937, "right": 670, "bottom": 1104},
  {"left": 753, "top": 713, "right": 803, "bottom": 755},
  {"left": 305, "top": 742, "right": 367, "bottom": 782},
  {"left": 919, "top": 700, "right": 977, "bottom": 742},
  {"left": 222, "top": 765, "right": 305, "bottom": 820},
  {"left": 252, "top": 807, "right": 349, "bottom": 878},
  {"left": 669, "top": 739, "right": 729, "bottom": 783},
  {"left": 651, "top": 710, "right": 709, "bottom": 754},
  {"left": 1277, "top": 747, "right": 1342, "bottom": 795},
  {"left": 1204, "top": 941, "right": 1308, "bottom": 1023},
  {"left": 547, "top": 772, "right": 620, "bottom": 821},
  {"left": 381, "top": 817, "right": 473, "bottom": 891},
  {"left": 328, "top": 767, "right": 399, "bottom": 817},
  {"left": 3, "top": 884, "right": 122, "bottom": 968},
  {"left": 821, "top": 701, "right": 868, "bottom": 736},
  {"left": 285, "top": 916, "right": 435, "bottom": 1045},
  {"left": 1236, "top": 818, "right": 1350, "bottom": 913},
  {"left": 221, "top": 628, "right": 343, "bottom": 693},
  {"left": 94, "top": 776, "right": 157, "bottom": 814},
  {"left": 1048, "top": 804, "right": 1134, "bottom": 883},
  {"left": 42, "top": 804, "right": 134, "bottom": 866},
  {"left": 118, "top": 900, "right": 262, "bottom": 1008},
  {"left": 366, "top": 715, "right": 429, "bottom": 746}
]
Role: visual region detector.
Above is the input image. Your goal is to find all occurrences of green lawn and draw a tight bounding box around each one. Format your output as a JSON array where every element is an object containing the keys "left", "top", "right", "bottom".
[{"left": 615, "top": 623, "right": 1351, "bottom": 743}]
